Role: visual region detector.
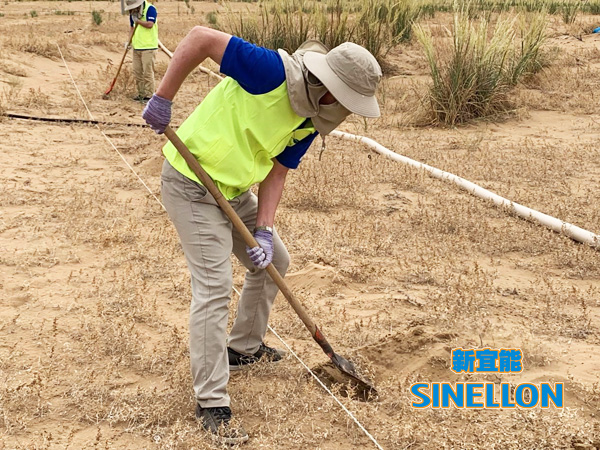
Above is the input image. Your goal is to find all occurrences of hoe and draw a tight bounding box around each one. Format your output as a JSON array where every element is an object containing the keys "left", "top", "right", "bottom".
[{"left": 103, "top": 24, "right": 138, "bottom": 99}]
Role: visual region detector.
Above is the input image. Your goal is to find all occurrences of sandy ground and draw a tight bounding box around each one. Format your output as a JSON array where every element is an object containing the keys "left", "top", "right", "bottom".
[{"left": 1, "top": 2, "right": 600, "bottom": 449}]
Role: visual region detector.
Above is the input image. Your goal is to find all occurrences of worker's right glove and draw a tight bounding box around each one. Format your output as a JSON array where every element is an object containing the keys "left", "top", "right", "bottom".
[
  {"left": 246, "top": 229, "right": 274, "bottom": 270},
  {"left": 142, "top": 94, "right": 172, "bottom": 134}
]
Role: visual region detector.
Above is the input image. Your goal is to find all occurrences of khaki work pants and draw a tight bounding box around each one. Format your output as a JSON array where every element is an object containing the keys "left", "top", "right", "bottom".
[
  {"left": 132, "top": 49, "right": 156, "bottom": 98},
  {"left": 161, "top": 160, "right": 290, "bottom": 408}
]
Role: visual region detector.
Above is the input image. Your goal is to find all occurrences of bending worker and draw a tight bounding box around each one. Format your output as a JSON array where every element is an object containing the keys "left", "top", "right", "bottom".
[
  {"left": 142, "top": 26, "right": 382, "bottom": 445},
  {"left": 124, "top": 0, "right": 158, "bottom": 102}
]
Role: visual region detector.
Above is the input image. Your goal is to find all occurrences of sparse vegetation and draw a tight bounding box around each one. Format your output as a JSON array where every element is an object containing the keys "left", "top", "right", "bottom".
[
  {"left": 415, "top": 9, "right": 548, "bottom": 125},
  {"left": 206, "top": 10, "right": 218, "bottom": 26},
  {"left": 223, "top": 0, "right": 423, "bottom": 61},
  {"left": 1, "top": 1, "right": 600, "bottom": 449},
  {"left": 92, "top": 9, "right": 103, "bottom": 25},
  {"left": 560, "top": 0, "right": 580, "bottom": 23}
]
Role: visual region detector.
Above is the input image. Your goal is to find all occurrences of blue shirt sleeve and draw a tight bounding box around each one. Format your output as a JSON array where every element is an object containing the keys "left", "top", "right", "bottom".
[
  {"left": 276, "top": 132, "right": 318, "bottom": 169},
  {"left": 219, "top": 36, "right": 286, "bottom": 95},
  {"left": 146, "top": 5, "right": 157, "bottom": 22}
]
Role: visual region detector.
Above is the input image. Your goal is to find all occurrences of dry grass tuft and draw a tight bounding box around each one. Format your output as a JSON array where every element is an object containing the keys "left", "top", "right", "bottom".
[{"left": 415, "top": 10, "right": 548, "bottom": 125}]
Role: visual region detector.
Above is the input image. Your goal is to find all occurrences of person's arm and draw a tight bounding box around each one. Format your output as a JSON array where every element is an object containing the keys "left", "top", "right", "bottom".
[
  {"left": 133, "top": 18, "right": 154, "bottom": 28},
  {"left": 256, "top": 160, "right": 289, "bottom": 228},
  {"left": 156, "top": 26, "right": 232, "bottom": 101},
  {"left": 143, "top": 33, "right": 283, "bottom": 134},
  {"left": 245, "top": 161, "right": 289, "bottom": 269},
  {"left": 132, "top": 5, "right": 156, "bottom": 29}
]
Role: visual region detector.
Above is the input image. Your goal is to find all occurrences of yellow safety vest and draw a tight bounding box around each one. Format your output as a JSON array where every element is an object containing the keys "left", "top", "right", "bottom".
[
  {"left": 132, "top": 2, "right": 158, "bottom": 50},
  {"left": 163, "top": 78, "right": 315, "bottom": 200}
]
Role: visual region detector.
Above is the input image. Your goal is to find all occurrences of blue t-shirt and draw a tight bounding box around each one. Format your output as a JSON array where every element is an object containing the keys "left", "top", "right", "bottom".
[
  {"left": 130, "top": 3, "right": 157, "bottom": 27},
  {"left": 219, "top": 36, "right": 318, "bottom": 169}
]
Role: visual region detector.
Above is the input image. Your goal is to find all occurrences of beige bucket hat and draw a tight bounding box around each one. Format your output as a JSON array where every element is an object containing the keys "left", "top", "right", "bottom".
[
  {"left": 304, "top": 42, "right": 382, "bottom": 118},
  {"left": 296, "top": 39, "right": 329, "bottom": 55},
  {"left": 122, "top": 0, "right": 144, "bottom": 13}
]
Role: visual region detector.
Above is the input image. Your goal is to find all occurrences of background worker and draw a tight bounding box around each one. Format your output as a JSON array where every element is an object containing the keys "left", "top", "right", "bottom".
[
  {"left": 142, "top": 26, "right": 382, "bottom": 445},
  {"left": 123, "top": 0, "right": 158, "bottom": 102}
]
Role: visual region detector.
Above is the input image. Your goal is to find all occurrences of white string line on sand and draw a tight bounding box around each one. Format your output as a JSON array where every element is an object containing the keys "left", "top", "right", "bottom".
[
  {"left": 231, "top": 287, "right": 384, "bottom": 450},
  {"left": 56, "top": 43, "right": 384, "bottom": 450},
  {"left": 56, "top": 44, "right": 164, "bottom": 210}
]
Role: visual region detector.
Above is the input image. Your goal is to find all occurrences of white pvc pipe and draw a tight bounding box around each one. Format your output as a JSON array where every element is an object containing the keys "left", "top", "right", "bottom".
[
  {"left": 158, "top": 44, "right": 598, "bottom": 249},
  {"left": 331, "top": 130, "right": 600, "bottom": 249},
  {"left": 158, "top": 40, "right": 224, "bottom": 82}
]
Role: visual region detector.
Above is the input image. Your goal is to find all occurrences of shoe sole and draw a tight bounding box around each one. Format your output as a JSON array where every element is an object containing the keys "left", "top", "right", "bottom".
[
  {"left": 196, "top": 416, "right": 249, "bottom": 445},
  {"left": 229, "top": 358, "right": 283, "bottom": 372}
]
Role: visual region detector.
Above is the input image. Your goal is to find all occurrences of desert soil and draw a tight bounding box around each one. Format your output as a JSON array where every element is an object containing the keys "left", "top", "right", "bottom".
[{"left": 1, "top": 2, "right": 600, "bottom": 449}]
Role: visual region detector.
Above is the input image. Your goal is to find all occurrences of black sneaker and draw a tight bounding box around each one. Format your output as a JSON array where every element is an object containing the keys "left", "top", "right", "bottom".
[
  {"left": 195, "top": 404, "right": 249, "bottom": 445},
  {"left": 228, "top": 342, "right": 286, "bottom": 371}
]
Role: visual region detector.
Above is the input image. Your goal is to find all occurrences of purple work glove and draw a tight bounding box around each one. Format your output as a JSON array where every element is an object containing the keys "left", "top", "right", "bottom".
[
  {"left": 142, "top": 94, "right": 172, "bottom": 134},
  {"left": 246, "top": 229, "right": 274, "bottom": 269}
]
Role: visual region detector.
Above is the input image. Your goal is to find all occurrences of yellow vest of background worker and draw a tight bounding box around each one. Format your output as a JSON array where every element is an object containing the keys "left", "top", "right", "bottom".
[{"left": 132, "top": 1, "right": 158, "bottom": 50}]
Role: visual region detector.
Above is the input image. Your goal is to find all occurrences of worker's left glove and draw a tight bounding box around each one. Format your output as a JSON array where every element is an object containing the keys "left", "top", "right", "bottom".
[
  {"left": 142, "top": 94, "right": 172, "bottom": 134},
  {"left": 246, "top": 229, "right": 274, "bottom": 269}
]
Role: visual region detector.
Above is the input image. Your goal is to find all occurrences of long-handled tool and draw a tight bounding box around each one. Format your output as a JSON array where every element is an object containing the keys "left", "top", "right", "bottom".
[
  {"left": 163, "top": 125, "right": 376, "bottom": 399},
  {"left": 103, "top": 24, "right": 139, "bottom": 98},
  {"left": 158, "top": 39, "right": 173, "bottom": 58}
]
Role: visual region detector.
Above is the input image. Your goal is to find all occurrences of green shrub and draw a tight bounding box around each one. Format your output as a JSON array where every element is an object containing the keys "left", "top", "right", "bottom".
[
  {"left": 585, "top": 0, "right": 600, "bottom": 14},
  {"left": 415, "top": 10, "right": 549, "bottom": 125},
  {"left": 315, "top": 0, "right": 354, "bottom": 51},
  {"left": 390, "top": 0, "right": 422, "bottom": 42},
  {"left": 223, "top": 0, "right": 424, "bottom": 63},
  {"left": 92, "top": 9, "right": 102, "bottom": 25},
  {"left": 560, "top": 0, "right": 579, "bottom": 23},
  {"left": 206, "top": 10, "right": 218, "bottom": 25},
  {"left": 30, "top": 10, "right": 37, "bottom": 18},
  {"left": 224, "top": 0, "right": 312, "bottom": 52},
  {"left": 509, "top": 13, "right": 548, "bottom": 84}
]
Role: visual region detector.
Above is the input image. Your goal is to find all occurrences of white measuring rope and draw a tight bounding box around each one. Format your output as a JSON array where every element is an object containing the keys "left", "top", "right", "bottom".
[
  {"left": 56, "top": 44, "right": 164, "bottom": 210},
  {"left": 331, "top": 130, "right": 600, "bottom": 248},
  {"left": 57, "top": 43, "right": 383, "bottom": 449},
  {"left": 231, "top": 287, "right": 384, "bottom": 450}
]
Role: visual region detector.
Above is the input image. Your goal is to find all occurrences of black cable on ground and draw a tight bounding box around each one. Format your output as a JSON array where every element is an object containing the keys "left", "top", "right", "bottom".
[{"left": 5, "top": 112, "right": 147, "bottom": 128}]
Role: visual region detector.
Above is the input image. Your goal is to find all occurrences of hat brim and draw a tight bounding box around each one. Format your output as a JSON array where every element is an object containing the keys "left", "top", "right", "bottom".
[
  {"left": 304, "top": 51, "right": 380, "bottom": 118},
  {"left": 297, "top": 39, "right": 330, "bottom": 54},
  {"left": 124, "top": 0, "right": 144, "bottom": 11}
]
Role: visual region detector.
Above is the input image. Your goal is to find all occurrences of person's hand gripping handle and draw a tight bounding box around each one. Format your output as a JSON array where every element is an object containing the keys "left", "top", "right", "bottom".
[
  {"left": 142, "top": 94, "right": 172, "bottom": 134},
  {"left": 246, "top": 228, "right": 274, "bottom": 269}
]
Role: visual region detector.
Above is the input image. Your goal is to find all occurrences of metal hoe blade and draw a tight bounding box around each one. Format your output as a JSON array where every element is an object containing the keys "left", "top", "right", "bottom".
[
  {"left": 329, "top": 352, "right": 377, "bottom": 400},
  {"left": 314, "top": 325, "right": 377, "bottom": 400}
]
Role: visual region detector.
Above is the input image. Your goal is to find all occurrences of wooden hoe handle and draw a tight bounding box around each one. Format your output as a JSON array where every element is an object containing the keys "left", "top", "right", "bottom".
[
  {"left": 163, "top": 126, "right": 335, "bottom": 357},
  {"left": 104, "top": 24, "right": 139, "bottom": 96}
]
